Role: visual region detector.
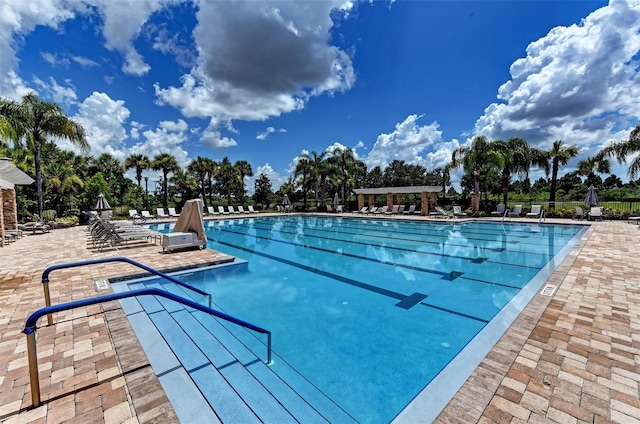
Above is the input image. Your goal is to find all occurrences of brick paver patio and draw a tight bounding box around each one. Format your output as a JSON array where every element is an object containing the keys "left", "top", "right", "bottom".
[{"left": 0, "top": 217, "right": 638, "bottom": 423}]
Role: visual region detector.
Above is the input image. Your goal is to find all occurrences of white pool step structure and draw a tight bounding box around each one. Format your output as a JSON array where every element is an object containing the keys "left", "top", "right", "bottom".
[{"left": 114, "top": 280, "right": 355, "bottom": 423}]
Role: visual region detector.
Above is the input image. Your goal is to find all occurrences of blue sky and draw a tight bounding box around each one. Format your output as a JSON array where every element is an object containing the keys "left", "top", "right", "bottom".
[{"left": 2, "top": 0, "right": 639, "bottom": 192}]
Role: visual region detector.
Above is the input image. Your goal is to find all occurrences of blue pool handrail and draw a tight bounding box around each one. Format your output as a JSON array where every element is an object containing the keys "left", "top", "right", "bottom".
[
  {"left": 23, "top": 287, "right": 273, "bottom": 407},
  {"left": 41, "top": 256, "right": 212, "bottom": 325}
]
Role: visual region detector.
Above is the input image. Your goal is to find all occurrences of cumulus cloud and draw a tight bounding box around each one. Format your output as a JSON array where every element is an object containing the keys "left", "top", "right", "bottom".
[
  {"left": 256, "top": 126, "right": 287, "bottom": 140},
  {"left": 473, "top": 0, "right": 640, "bottom": 154},
  {"left": 68, "top": 92, "right": 131, "bottom": 160},
  {"left": 200, "top": 119, "right": 238, "bottom": 149},
  {"left": 159, "top": 119, "right": 188, "bottom": 132},
  {"left": 247, "top": 163, "right": 287, "bottom": 195},
  {"left": 365, "top": 114, "right": 448, "bottom": 170},
  {"left": 32, "top": 76, "right": 78, "bottom": 106},
  {"left": 155, "top": 1, "right": 355, "bottom": 135}
]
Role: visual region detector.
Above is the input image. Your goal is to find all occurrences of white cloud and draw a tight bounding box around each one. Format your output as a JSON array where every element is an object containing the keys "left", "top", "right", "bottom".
[
  {"left": 365, "top": 114, "right": 446, "bottom": 170},
  {"left": 40, "top": 52, "right": 70, "bottom": 67},
  {"left": 247, "top": 163, "right": 286, "bottom": 195},
  {"left": 256, "top": 126, "right": 287, "bottom": 140},
  {"left": 155, "top": 1, "right": 355, "bottom": 125},
  {"left": 159, "top": 119, "right": 188, "bottom": 132},
  {"left": 32, "top": 76, "right": 78, "bottom": 106},
  {"left": 200, "top": 119, "right": 238, "bottom": 149},
  {"left": 130, "top": 121, "right": 144, "bottom": 139},
  {"left": 473, "top": 0, "right": 640, "bottom": 158},
  {"left": 135, "top": 126, "right": 190, "bottom": 167},
  {"left": 68, "top": 92, "right": 131, "bottom": 160},
  {"left": 72, "top": 55, "right": 100, "bottom": 68}
]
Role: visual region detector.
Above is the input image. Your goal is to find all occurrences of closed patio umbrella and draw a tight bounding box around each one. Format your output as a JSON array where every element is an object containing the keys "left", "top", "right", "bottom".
[
  {"left": 95, "top": 193, "right": 111, "bottom": 211},
  {"left": 333, "top": 192, "right": 339, "bottom": 208},
  {"left": 282, "top": 194, "right": 290, "bottom": 212},
  {"left": 584, "top": 185, "right": 598, "bottom": 207}
]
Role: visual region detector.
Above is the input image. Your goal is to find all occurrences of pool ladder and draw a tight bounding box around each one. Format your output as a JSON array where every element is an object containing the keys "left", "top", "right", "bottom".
[{"left": 23, "top": 257, "right": 273, "bottom": 408}]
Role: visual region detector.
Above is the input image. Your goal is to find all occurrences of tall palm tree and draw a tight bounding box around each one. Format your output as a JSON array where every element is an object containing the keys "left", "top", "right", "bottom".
[
  {"left": 492, "top": 137, "right": 537, "bottom": 205},
  {"left": 45, "top": 162, "right": 84, "bottom": 214},
  {"left": 599, "top": 124, "right": 640, "bottom": 178},
  {"left": 328, "top": 146, "right": 357, "bottom": 205},
  {"left": 294, "top": 157, "right": 312, "bottom": 209},
  {"left": 204, "top": 158, "right": 218, "bottom": 205},
  {"left": 451, "top": 135, "right": 502, "bottom": 197},
  {"left": 577, "top": 156, "right": 611, "bottom": 187},
  {"left": 234, "top": 160, "right": 253, "bottom": 204},
  {"left": 0, "top": 93, "right": 88, "bottom": 217},
  {"left": 124, "top": 153, "right": 150, "bottom": 189},
  {"left": 543, "top": 140, "right": 579, "bottom": 205},
  {"left": 215, "top": 157, "right": 237, "bottom": 205},
  {"left": 305, "top": 150, "right": 327, "bottom": 207},
  {"left": 187, "top": 156, "right": 211, "bottom": 204},
  {"left": 151, "top": 153, "right": 178, "bottom": 210}
]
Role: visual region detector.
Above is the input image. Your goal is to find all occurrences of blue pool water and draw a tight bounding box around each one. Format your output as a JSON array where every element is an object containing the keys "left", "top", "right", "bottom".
[{"left": 139, "top": 216, "right": 584, "bottom": 423}]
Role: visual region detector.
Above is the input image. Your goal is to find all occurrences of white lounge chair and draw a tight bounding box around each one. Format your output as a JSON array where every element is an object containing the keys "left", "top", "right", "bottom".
[
  {"left": 453, "top": 206, "right": 467, "bottom": 218},
  {"left": 491, "top": 204, "right": 506, "bottom": 217},
  {"left": 398, "top": 205, "right": 405, "bottom": 214},
  {"left": 218, "top": 206, "right": 229, "bottom": 215},
  {"left": 207, "top": 206, "right": 219, "bottom": 216},
  {"left": 374, "top": 206, "right": 388, "bottom": 214},
  {"left": 238, "top": 206, "right": 250, "bottom": 214},
  {"left": 356, "top": 206, "right": 368, "bottom": 214},
  {"left": 385, "top": 205, "right": 399, "bottom": 215},
  {"left": 156, "top": 208, "right": 169, "bottom": 218},
  {"left": 247, "top": 205, "right": 257, "bottom": 214},
  {"left": 589, "top": 207, "right": 603, "bottom": 221},
  {"left": 168, "top": 207, "right": 179, "bottom": 217},
  {"left": 141, "top": 210, "right": 154, "bottom": 220},
  {"left": 129, "top": 209, "right": 145, "bottom": 222},
  {"left": 402, "top": 205, "right": 416, "bottom": 215},
  {"left": 526, "top": 205, "right": 541, "bottom": 218},
  {"left": 430, "top": 206, "right": 452, "bottom": 218},
  {"left": 228, "top": 206, "right": 237, "bottom": 214},
  {"left": 508, "top": 205, "right": 522, "bottom": 217}
]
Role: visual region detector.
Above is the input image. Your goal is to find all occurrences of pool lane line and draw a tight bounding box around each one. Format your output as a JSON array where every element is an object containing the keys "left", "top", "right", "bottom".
[
  {"left": 210, "top": 227, "right": 465, "bottom": 281},
  {"left": 208, "top": 237, "right": 490, "bottom": 323}
]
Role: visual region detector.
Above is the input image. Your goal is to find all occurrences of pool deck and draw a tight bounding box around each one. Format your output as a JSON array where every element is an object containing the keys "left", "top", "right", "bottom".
[{"left": 0, "top": 214, "right": 638, "bottom": 423}]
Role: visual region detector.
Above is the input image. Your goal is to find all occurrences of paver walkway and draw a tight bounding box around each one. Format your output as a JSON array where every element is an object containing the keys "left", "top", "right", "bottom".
[{"left": 0, "top": 217, "right": 638, "bottom": 423}]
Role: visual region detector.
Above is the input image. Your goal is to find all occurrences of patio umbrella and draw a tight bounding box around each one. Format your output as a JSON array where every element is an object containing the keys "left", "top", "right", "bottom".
[
  {"left": 95, "top": 193, "right": 111, "bottom": 211},
  {"left": 282, "top": 194, "right": 290, "bottom": 212},
  {"left": 333, "top": 192, "right": 339, "bottom": 208},
  {"left": 584, "top": 185, "right": 598, "bottom": 207}
]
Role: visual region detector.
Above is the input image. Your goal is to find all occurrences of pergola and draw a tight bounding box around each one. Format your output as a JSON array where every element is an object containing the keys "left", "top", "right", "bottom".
[
  {"left": 0, "top": 158, "right": 34, "bottom": 246},
  {"left": 352, "top": 185, "right": 443, "bottom": 216}
]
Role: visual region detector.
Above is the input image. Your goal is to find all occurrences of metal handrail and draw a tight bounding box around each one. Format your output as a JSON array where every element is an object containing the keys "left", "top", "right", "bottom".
[
  {"left": 539, "top": 209, "right": 545, "bottom": 224},
  {"left": 23, "top": 287, "right": 273, "bottom": 407},
  {"left": 41, "top": 257, "right": 212, "bottom": 325}
]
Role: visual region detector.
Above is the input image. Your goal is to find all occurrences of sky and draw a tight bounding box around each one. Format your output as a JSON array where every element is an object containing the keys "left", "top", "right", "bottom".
[{"left": 2, "top": 0, "right": 640, "bottom": 193}]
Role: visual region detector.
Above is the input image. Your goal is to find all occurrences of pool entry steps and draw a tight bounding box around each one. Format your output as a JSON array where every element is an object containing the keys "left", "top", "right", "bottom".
[{"left": 23, "top": 257, "right": 354, "bottom": 423}]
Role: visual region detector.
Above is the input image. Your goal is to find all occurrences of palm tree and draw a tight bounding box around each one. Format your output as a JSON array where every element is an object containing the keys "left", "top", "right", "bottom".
[
  {"left": 543, "top": 140, "right": 579, "bottom": 206},
  {"left": 0, "top": 93, "right": 88, "bottom": 217},
  {"left": 305, "top": 150, "right": 327, "bottom": 207},
  {"left": 187, "top": 156, "right": 211, "bottom": 204},
  {"left": 124, "top": 153, "right": 150, "bottom": 189},
  {"left": 491, "top": 137, "right": 538, "bottom": 206},
  {"left": 151, "top": 153, "right": 178, "bottom": 210},
  {"left": 599, "top": 124, "right": 640, "bottom": 178},
  {"left": 577, "top": 156, "right": 611, "bottom": 187},
  {"left": 215, "top": 157, "right": 237, "bottom": 205},
  {"left": 294, "top": 156, "right": 312, "bottom": 209},
  {"left": 328, "top": 146, "right": 357, "bottom": 205},
  {"left": 451, "top": 135, "right": 502, "bottom": 201},
  {"left": 234, "top": 160, "right": 253, "bottom": 204},
  {"left": 45, "top": 162, "right": 84, "bottom": 215}
]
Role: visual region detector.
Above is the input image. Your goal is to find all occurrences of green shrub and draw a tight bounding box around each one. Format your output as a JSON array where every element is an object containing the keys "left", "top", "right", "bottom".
[{"left": 42, "top": 210, "right": 56, "bottom": 222}]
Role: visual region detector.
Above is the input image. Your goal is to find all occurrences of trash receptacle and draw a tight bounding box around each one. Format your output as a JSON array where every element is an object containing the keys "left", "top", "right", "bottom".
[{"left": 79, "top": 211, "right": 90, "bottom": 225}]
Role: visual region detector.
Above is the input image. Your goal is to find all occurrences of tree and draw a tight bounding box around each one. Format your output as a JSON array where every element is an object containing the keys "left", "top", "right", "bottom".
[
  {"left": 170, "top": 168, "right": 198, "bottom": 207},
  {"left": 491, "top": 137, "right": 537, "bottom": 205},
  {"left": 543, "top": 140, "right": 579, "bottom": 206},
  {"left": 124, "top": 154, "right": 150, "bottom": 189},
  {"left": 0, "top": 93, "right": 88, "bottom": 217},
  {"left": 599, "top": 124, "right": 640, "bottom": 178},
  {"left": 577, "top": 156, "right": 610, "bottom": 187},
  {"left": 215, "top": 157, "right": 237, "bottom": 205},
  {"left": 45, "top": 161, "right": 83, "bottom": 215},
  {"left": 603, "top": 174, "right": 623, "bottom": 190},
  {"left": 327, "top": 145, "right": 357, "bottom": 205},
  {"left": 254, "top": 173, "right": 273, "bottom": 208},
  {"left": 151, "top": 153, "right": 178, "bottom": 210},
  {"left": 305, "top": 150, "right": 328, "bottom": 207},
  {"left": 187, "top": 156, "right": 211, "bottom": 204},
  {"left": 451, "top": 135, "right": 502, "bottom": 197},
  {"left": 294, "top": 156, "right": 312, "bottom": 209},
  {"left": 234, "top": 159, "right": 253, "bottom": 204}
]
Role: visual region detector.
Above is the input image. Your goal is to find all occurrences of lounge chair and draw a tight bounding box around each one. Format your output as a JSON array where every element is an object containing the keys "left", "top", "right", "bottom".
[
  {"left": 526, "top": 205, "right": 541, "bottom": 218},
  {"left": 128, "top": 209, "right": 146, "bottom": 223},
  {"left": 238, "top": 205, "right": 250, "bottom": 214},
  {"left": 430, "top": 206, "right": 451, "bottom": 219},
  {"left": 228, "top": 206, "right": 237, "bottom": 214},
  {"left": 374, "top": 206, "right": 388, "bottom": 214},
  {"left": 385, "top": 205, "right": 399, "bottom": 215},
  {"left": 207, "top": 206, "right": 219, "bottom": 216},
  {"left": 508, "top": 205, "right": 522, "bottom": 217},
  {"left": 402, "top": 205, "right": 416, "bottom": 215},
  {"left": 168, "top": 207, "right": 180, "bottom": 217},
  {"left": 356, "top": 206, "right": 368, "bottom": 214},
  {"left": 398, "top": 205, "right": 405, "bottom": 214},
  {"left": 247, "top": 205, "right": 257, "bottom": 214},
  {"left": 491, "top": 204, "right": 506, "bottom": 217},
  {"left": 217, "top": 206, "right": 228, "bottom": 215},
  {"left": 573, "top": 207, "right": 585, "bottom": 220},
  {"left": 326, "top": 205, "right": 333, "bottom": 213},
  {"left": 156, "top": 208, "right": 169, "bottom": 218},
  {"left": 453, "top": 206, "right": 467, "bottom": 218},
  {"left": 589, "top": 207, "right": 603, "bottom": 221},
  {"left": 336, "top": 205, "right": 344, "bottom": 213},
  {"left": 141, "top": 210, "right": 154, "bottom": 220}
]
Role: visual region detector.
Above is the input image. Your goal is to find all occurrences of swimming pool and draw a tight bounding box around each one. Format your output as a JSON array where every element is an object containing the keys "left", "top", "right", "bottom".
[{"left": 127, "top": 216, "right": 584, "bottom": 423}]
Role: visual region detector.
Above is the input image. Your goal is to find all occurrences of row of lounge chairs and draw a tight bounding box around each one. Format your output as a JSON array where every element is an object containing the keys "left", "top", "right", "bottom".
[
  {"left": 129, "top": 206, "right": 258, "bottom": 222},
  {"left": 88, "top": 217, "right": 160, "bottom": 251},
  {"left": 206, "top": 205, "right": 257, "bottom": 216},
  {"left": 356, "top": 204, "right": 469, "bottom": 218}
]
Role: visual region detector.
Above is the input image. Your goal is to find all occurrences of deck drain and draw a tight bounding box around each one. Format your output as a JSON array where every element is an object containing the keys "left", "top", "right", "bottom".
[
  {"left": 94, "top": 279, "right": 110, "bottom": 290},
  {"left": 540, "top": 284, "right": 557, "bottom": 296}
]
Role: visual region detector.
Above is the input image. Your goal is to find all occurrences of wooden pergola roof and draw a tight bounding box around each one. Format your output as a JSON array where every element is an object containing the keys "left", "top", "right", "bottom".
[{"left": 352, "top": 185, "right": 442, "bottom": 195}]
